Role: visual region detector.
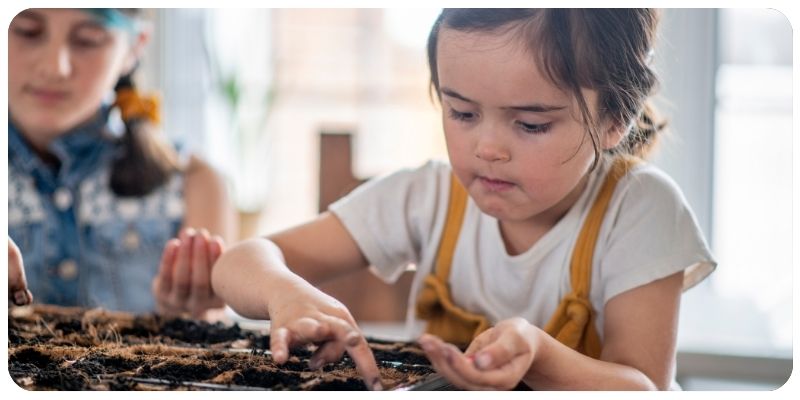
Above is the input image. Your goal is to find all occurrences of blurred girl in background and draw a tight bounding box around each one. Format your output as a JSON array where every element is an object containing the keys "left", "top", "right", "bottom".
[{"left": 8, "top": 8, "right": 237, "bottom": 318}]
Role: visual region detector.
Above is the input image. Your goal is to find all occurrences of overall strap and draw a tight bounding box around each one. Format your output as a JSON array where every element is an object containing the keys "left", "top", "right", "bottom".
[
  {"left": 433, "top": 174, "right": 469, "bottom": 281},
  {"left": 543, "top": 156, "right": 641, "bottom": 358},
  {"left": 415, "top": 173, "right": 489, "bottom": 347}
]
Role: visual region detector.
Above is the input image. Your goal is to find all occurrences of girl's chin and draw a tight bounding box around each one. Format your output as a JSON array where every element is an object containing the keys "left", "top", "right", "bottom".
[
  {"left": 472, "top": 198, "right": 512, "bottom": 219},
  {"left": 17, "top": 118, "right": 75, "bottom": 138}
]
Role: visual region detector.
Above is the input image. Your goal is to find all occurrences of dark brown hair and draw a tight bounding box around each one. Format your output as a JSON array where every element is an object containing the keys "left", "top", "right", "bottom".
[
  {"left": 109, "top": 72, "right": 180, "bottom": 197},
  {"left": 427, "top": 9, "right": 666, "bottom": 164},
  {"left": 108, "top": 9, "right": 180, "bottom": 197}
]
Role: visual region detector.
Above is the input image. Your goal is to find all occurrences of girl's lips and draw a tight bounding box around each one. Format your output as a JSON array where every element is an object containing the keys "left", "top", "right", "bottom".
[
  {"left": 27, "top": 87, "right": 70, "bottom": 104},
  {"left": 478, "top": 176, "right": 515, "bottom": 192}
]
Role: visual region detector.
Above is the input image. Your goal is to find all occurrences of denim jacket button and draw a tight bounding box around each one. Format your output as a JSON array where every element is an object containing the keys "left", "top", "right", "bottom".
[
  {"left": 123, "top": 229, "right": 140, "bottom": 250},
  {"left": 58, "top": 259, "right": 78, "bottom": 281},
  {"left": 53, "top": 188, "right": 73, "bottom": 211}
]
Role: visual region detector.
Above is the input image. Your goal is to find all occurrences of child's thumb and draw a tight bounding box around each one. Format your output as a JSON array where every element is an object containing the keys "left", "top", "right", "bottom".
[
  {"left": 8, "top": 238, "right": 33, "bottom": 305},
  {"left": 471, "top": 338, "right": 518, "bottom": 370}
]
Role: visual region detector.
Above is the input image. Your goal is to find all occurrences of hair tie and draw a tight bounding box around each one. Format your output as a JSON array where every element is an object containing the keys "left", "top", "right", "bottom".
[{"left": 113, "top": 88, "right": 161, "bottom": 124}]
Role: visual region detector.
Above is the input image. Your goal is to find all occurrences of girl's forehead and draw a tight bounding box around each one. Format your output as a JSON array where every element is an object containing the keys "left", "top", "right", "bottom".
[
  {"left": 437, "top": 27, "right": 531, "bottom": 63},
  {"left": 19, "top": 9, "right": 93, "bottom": 22},
  {"left": 437, "top": 27, "right": 571, "bottom": 106},
  {"left": 16, "top": 8, "right": 131, "bottom": 31}
]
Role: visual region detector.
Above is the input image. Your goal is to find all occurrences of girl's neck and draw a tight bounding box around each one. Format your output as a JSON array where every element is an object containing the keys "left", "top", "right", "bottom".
[
  {"left": 10, "top": 114, "right": 62, "bottom": 155},
  {"left": 11, "top": 108, "right": 105, "bottom": 162},
  {"left": 498, "top": 171, "right": 592, "bottom": 256},
  {"left": 24, "top": 131, "right": 57, "bottom": 154},
  {"left": 19, "top": 130, "right": 62, "bottom": 169}
]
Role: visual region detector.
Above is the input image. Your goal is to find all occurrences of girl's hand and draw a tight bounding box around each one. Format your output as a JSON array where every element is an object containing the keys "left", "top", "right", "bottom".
[
  {"left": 151, "top": 228, "right": 225, "bottom": 319},
  {"left": 8, "top": 237, "right": 33, "bottom": 306},
  {"left": 267, "top": 281, "right": 383, "bottom": 391},
  {"left": 417, "top": 317, "right": 539, "bottom": 390}
]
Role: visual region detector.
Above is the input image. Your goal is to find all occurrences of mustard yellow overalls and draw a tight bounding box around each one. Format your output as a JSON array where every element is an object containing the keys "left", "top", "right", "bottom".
[{"left": 415, "top": 157, "right": 639, "bottom": 358}]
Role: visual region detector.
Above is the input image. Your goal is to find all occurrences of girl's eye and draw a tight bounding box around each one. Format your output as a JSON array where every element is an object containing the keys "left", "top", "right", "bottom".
[
  {"left": 448, "top": 108, "right": 477, "bottom": 122},
  {"left": 11, "top": 16, "right": 42, "bottom": 40},
  {"left": 11, "top": 23, "right": 44, "bottom": 39},
  {"left": 71, "top": 37, "right": 105, "bottom": 48},
  {"left": 517, "top": 121, "right": 552, "bottom": 135},
  {"left": 12, "top": 27, "right": 42, "bottom": 40}
]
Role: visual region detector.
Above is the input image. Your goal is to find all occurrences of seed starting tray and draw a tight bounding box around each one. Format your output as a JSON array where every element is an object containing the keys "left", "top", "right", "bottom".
[{"left": 7, "top": 304, "right": 451, "bottom": 391}]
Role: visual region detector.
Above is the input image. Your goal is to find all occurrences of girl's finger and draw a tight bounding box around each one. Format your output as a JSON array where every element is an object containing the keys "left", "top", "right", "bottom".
[
  {"left": 209, "top": 235, "right": 224, "bottom": 262},
  {"left": 155, "top": 239, "right": 180, "bottom": 298},
  {"left": 12, "top": 289, "right": 33, "bottom": 306},
  {"left": 317, "top": 314, "right": 359, "bottom": 342},
  {"left": 285, "top": 317, "right": 327, "bottom": 345},
  {"left": 442, "top": 340, "right": 525, "bottom": 390},
  {"left": 343, "top": 331, "right": 383, "bottom": 391},
  {"left": 189, "top": 231, "right": 211, "bottom": 302},
  {"left": 464, "top": 328, "right": 494, "bottom": 357},
  {"left": 206, "top": 235, "right": 225, "bottom": 306},
  {"left": 271, "top": 327, "right": 291, "bottom": 364},
  {"left": 421, "top": 335, "right": 510, "bottom": 390},
  {"left": 171, "top": 232, "right": 194, "bottom": 302},
  {"left": 179, "top": 227, "right": 194, "bottom": 241},
  {"left": 308, "top": 339, "right": 346, "bottom": 370},
  {"left": 418, "top": 335, "right": 483, "bottom": 390},
  {"left": 471, "top": 333, "right": 520, "bottom": 370},
  {"left": 440, "top": 342, "right": 496, "bottom": 387},
  {"left": 315, "top": 313, "right": 381, "bottom": 390}
]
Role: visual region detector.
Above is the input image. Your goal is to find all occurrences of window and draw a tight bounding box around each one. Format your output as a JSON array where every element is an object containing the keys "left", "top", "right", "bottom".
[
  {"left": 649, "top": 9, "right": 791, "bottom": 361},
  {"left": 707, "top": 8, "right": 792, "bottom": 356}
]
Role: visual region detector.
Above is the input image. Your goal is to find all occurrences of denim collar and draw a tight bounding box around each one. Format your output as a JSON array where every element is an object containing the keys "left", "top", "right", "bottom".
[{"left": 8, "top": 107, "right": 115, "bottom": 188}]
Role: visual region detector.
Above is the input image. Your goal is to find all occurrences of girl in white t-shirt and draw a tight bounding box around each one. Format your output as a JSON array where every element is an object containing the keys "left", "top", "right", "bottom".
[{"left": 211, "top": 9, "right": 715, "bottom": 390}]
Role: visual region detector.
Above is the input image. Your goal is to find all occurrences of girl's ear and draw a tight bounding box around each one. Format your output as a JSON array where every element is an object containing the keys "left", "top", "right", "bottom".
[
  {"left": 121, "top": 24, "right": 152, "bottom": 76},
  {"left": 600, "top": 119, "right": 626, "bottom": 150}
]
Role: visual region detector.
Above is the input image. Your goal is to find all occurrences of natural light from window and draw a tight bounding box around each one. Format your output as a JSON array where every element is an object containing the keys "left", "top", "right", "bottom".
[{"left": 678, "top": 8, "right": 792, "bottom": 358}]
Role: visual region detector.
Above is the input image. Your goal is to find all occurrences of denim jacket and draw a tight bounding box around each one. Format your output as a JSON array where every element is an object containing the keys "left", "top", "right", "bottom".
[{"left": 8, "top": 110, "right": 184, "bottom": 312}]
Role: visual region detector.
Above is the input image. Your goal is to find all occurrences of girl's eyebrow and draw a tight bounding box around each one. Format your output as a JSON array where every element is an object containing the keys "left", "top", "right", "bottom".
[
  {"left": 74, "top": 20, "right": 109, "bottom": 31},
  {"left": 440, "top": 87, "right": 567, "bottom": 113},
  {"left": 441, "top": 87, "right": 476, "bottom": 104}
]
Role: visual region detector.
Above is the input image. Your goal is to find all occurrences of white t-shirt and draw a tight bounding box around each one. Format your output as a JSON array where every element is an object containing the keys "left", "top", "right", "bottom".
[{"left": 329, "top": 157, "right": 716, "bottom": 341}]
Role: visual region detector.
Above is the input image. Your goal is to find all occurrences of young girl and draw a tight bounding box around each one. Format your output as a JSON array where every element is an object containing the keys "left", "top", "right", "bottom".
[
  {"left": 211, "top": 9, "right": 715, "bottom": 390},
  {"left": 7, "top": 9, "right": 236, "bottom": 318}
]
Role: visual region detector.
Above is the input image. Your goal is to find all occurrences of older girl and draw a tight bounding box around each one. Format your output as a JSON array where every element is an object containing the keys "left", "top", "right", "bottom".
[{"left": 8, "top": 8, "right": 236, "bottom": 318}]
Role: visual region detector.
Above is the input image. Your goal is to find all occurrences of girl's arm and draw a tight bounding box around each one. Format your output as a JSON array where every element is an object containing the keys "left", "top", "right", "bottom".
[
  {"left": 210, "top": 211, "right": 370, "bottom": 318},
  {"left": 267, "top": 211, "right": 371, "bottom": 285},
  {"left": 526, "top": 271, "right": 683, "bottom": 390},
  {"left": 419, "top": 271, "right": 683, "bottom": 390},
  {"left": 182, "top": 154, "right": 237, "bottom": 243},
  {"left": 211, "top": 212, "right": 383, "bottom": 390}
]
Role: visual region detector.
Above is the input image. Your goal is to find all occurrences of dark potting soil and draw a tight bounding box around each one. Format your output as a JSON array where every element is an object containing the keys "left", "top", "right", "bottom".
[{"left": 8, "top": 304, "right": 440, "bottom": 391}]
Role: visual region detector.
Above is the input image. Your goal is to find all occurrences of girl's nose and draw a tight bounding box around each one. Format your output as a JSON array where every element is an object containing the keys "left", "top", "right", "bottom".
[
  {"left": 474, "top": 132, "right": 511, "bottom": 163},
  {"left": 36, "top": 42, "right": 72, "bottom": 81}
]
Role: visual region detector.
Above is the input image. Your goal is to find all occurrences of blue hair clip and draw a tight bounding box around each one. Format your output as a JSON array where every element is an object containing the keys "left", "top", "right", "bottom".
[{"left": 85, "top": 9, "right": 136, "bottom": 32}]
